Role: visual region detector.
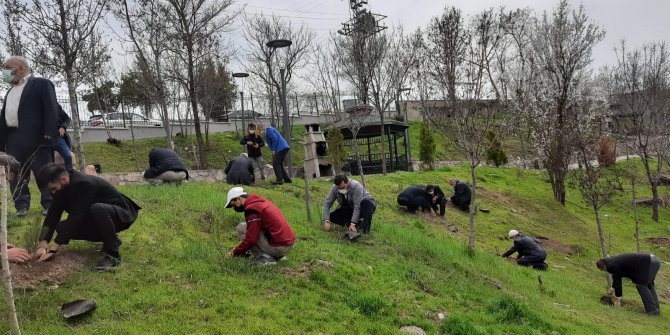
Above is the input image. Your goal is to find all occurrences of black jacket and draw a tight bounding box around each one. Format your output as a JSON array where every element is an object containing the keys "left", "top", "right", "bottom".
[
  {"left": 0, "top": 76, "right": 59, "bottom": 151},
  {"left": 397, "top": 186, "right": 432, "bottom": 213},
  {"left": 240, "top": 133, "right": 265, "bottom": 158},
  {"left": 143, "top": 148, "right": 189, "bottom": 179},
  {"left": 225, "top": 156, "right": 255, "bottom": 185},
  {"left": 40, "top": 171, "right": 141, "bottom": 245},
  {"left": 603, "top": 253, "right": 653, "bottom": 297},
  {"left": 452, "top": 181, "right": 472, "bottom": 206},
  {"left": 57, "top": 104, "right": 71, "bottom": 149},
  {"left": 502, "top": 235, "right": 547, "bottom": 259}
]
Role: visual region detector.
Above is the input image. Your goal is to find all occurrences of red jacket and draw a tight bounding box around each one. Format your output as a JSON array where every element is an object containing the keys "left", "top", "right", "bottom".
[{"left": 233, "top": 194, "right": 296, "bottom": 255}]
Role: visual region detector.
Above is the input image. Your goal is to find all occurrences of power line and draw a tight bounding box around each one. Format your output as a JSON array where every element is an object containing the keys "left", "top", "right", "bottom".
[{"left": 239, "top": 3, "right": 344, "bottom": 16}]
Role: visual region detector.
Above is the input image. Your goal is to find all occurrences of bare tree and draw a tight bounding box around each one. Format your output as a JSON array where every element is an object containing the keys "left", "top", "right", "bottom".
[
  {"left": 115, "top": 0, "right": 177, "bottom": 149},
  {"left": 345, "top": 105, "right": 373, "bottom": 188},
  {"left": 20, "top": 0, "right": 110, "bottom": 169},
  {"left": 605, "top": 41, "right": 670, "bottom": 222},
  {"left": 307, "top": 38, "right": 343, "bottom": 116},
  {"left": 526, "top": 0, "right": 605, "bottom": 205},
  {"left": 424, "top": 7, "right": 511, "bottom": 255},
  {"left": 1, "top": 167, "right": 21, "bottom": 335},
  {"left": 1, "top": 0, "right": 25, "bottom": 55},
  {"left": 162, "top": 0, "right": 238, "bottom": 168}
]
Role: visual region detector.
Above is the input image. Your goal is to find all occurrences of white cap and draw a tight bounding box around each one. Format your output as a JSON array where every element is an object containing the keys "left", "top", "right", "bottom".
[
  {"left": 240, "top": 153, "right": 248, "bottom": 157},
  {"left": 508, "top": 229, "right": 519, "bottom": 238},
  {"left": 225, "top": 187, "right": 247, "bottom": 208}
]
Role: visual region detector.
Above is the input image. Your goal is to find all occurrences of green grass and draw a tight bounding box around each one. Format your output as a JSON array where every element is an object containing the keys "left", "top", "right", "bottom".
[{"left": 3, "top": 162, "right": 669, "bottom": 334}]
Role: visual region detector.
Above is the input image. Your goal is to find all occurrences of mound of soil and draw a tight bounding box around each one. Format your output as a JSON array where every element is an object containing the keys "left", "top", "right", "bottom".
[
  {"left": 8, "top": 251, "right": 88, "bottom": 289},
  {"left": 536, "top": 237, "right": 574, "bottom": 254},
  {"left": 281, "top": 259, "right": 333, "bottom": 279},
  {"left": 646, "top": 237, "right": 670, "bottom": 246}
]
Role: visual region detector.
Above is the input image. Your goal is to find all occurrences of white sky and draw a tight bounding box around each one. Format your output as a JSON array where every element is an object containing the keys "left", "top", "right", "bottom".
[{"left": 227, "top": 0, "right": 670, "bottom": 73}]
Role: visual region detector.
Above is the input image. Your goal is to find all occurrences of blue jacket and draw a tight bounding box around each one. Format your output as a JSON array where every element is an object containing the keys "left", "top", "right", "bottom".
[{"left": 265, "top": 126, "right": 289, "bottom": 152}]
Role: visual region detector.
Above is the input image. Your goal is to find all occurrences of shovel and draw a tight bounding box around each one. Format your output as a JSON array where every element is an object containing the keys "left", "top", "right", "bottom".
[{"left": 61, "top": 300, "right": 97, "bottom": 319}]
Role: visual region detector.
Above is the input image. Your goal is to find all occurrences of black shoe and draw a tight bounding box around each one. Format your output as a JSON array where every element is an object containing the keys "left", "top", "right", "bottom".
[
  {"left": 94, "top": 255, "right": 120, "bottom": 271},
  {"left": 16, "top": 208, "right": 28, "bottom": 217},
  {"left": 271, "top": 181, "right": 284, "bottom": 185},
  {"left": 284, "top": 179, "right": 293, "bottom": 183}
]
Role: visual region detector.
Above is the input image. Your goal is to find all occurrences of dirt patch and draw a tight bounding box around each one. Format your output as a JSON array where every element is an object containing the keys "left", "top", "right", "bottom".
[
  {"left": 478, "top": 187, "right": 515, "bottom": 204},
  {"left": 536, "top": 237, "right": 575, "bottom": 254},
  {"left": 646, "top": 237, "right": 670, "bottom": 246},
  {"left": 661, "top": 292, "right": 670, "bottom": 301},
  {"left": 280, "top": 259, "right": 333, "bottom": 279},
  {"left": 8, "top": 251, "right": 88, "bottom": 289}
]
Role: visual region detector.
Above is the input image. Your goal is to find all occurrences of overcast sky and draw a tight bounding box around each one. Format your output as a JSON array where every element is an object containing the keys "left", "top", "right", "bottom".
[{"left": 229, "top": 0, "right": 670, "bottom": 72}]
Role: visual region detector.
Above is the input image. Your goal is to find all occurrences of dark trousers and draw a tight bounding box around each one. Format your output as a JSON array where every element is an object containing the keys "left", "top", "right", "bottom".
[
  {"left": 517, "top": 254, "right": 548, "bottom": 270},
  {"left": 451, "top": 196, "right": 470, "bottom": 212},
  {"left": 329, "top": 198, "right": 376, "bottom": 234},
  {"left": 636, "top": 256, "right": 661, "bottom": 314},
  {"left": 272, "top": 148, "right": 291, "bottom": 182},
  {"left": 54, "top": 203, "right": 136, "bottom": 258},
  {"left": 6, "top": 136, "right": 54, "bottom": 211},
  {"left": 397, "top": 197, "right": 419, "bottom": 213},
  {"left": 432, "top": 196, "right": 447, "bottom": 216},
  {"left": 54, "top": 137, "right": 73, "bottom": 171}
]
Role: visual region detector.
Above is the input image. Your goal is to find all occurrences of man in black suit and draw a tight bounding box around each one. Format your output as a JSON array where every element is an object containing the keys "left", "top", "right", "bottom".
[
  {"left": 1, "top": 56, "right": 59, "bottom": 217},
  {"left": 597, "top": 253, "right": 662, "bottom": 315},
  {"left": 448, "top": 178, "right": 472, "bottom": 212},
  {"left": 143, "top": 148, "right": 189, "bottom": 185},
  {"left": 35, "top": 163, "right": 141, "bottom": 271}
]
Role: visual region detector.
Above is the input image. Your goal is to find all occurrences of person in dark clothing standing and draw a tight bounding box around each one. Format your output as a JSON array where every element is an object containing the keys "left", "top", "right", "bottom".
[
  {"left": 502, "top": 229, "right": 548, "bottom": 270},
  {"left": 258, "top": 123, "right": 291, "bottom": 185},
  {"left": 322, "top": 174, "right": 376, "bottom": 235},
  {"left": 448, "top": 178, "right": 471, "bottom": 211},
  {"left": 397, "top": 185, "right": 435, "bottom": 215},
  {"left": 0, "top": 56, "right": 59, "bottom": 217},
  {"left": 143, "top": 148, "right": 189, "bottom": 185},
  {"left": 224, "top": 187, "right": 295, "bottom": 264},
  {"left": 225, "top": 153, "right": 255, "bottom": 185},
  {"left": 35, "top": 163, "right": 141, "bottom": 270},
  {"left": 54, "top": 104, "right": 73, "bottom": 171},
  {"left": 240, "top": 123, "right": 266, "bottom": 181},
  {"left": 426, "top": 184, "right": 447, "bottom": 217},
  {"left": 597, "top": 253, "right": 662, "bottom": 315}
]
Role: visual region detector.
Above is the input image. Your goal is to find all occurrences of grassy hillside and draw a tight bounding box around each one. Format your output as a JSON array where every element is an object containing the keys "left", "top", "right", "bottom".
[{"left": 3, "top": 164, "right": 669, "bottom": 334}]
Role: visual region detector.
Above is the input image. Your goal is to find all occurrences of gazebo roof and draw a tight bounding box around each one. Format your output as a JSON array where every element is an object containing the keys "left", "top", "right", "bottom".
[{"left": 326, "top": 114, "right": 409, "bottom": 139}]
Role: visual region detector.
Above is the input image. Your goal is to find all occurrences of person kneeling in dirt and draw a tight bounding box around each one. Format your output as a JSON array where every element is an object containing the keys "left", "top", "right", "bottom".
[
  {"left": 35, "top": 163, "right": 141, "bottom": 271},
  {"left": 322, "top": 174, "right": 376, "bottom": 235},
  {"left": 143, "top": 148, "right": 189, "bottom": 185},
  {"left": 225, "top": 153, "right": 255, "bottom": 185},
  {"left": 397, "top": 185, "right": 436, "bottom": 216},
  {"left": 426, "top": 184, "right": 447, "bottom": 217},
  {"left": 224, "top": 187, "right": 295, "bottom": 265},
  {"left": 448, "top": 178, "right": 471, "bottom": 212},
  {"left": 597, "top": 253, "right": 661, "bottom": 315},
  {"left": 502, "top": 230, "right": 548, "bottom": 270}
]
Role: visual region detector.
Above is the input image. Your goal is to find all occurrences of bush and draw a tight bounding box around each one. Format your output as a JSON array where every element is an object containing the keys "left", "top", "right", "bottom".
[
  {"left": 485, "top": 131, "right": 508, "bottom": 167},
  {"left": 326, "top": 127, "right": 347, "bottom": 173},
  {"left": 597, "top": 137, "right": 616, "bottom": 166},
  {"left": 419, "top": 122, "right": 436, "bottom": 169}
]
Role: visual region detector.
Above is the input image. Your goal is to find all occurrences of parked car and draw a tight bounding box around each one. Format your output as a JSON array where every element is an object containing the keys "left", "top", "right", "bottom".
[{"left": 86, "top": 112, "right": 162, "bottom": 127}]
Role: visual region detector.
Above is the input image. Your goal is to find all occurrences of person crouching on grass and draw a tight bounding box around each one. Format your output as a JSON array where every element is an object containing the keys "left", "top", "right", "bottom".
[{"left": 224, "top": 187, "right": 296, "bottom": 265}]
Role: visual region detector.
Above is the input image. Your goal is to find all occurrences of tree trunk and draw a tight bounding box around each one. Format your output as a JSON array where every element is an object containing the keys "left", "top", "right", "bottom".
[
  {"left": 650, "top": 183, "right": 659, "bottom": 223},
  {"left": 632, "top": 178, "right": 640, "bottom": 253},
  {"left": 594, "top": 205, "right": 612, "bottom": 287},
  {"left": 379, "top": 110, "right": 387, "bottom": 175},
  {"left": 1, "top": 167, "right": 21, "bottom": 335},
  {"left": 548, "top": 166, "right": 566, "bottom": 205},
  {"left": 303, "top": 177, "right": 312, "bottom": 222},
  {"left": 354, "top": 135, "right": 366, "bottom": 188},
  {"left": 468, "top": 158, "right": 477, "bottom": 256},
  {"left": 65, "top": 73, "right": 86, "bottom": 169},
  {"left": 185, "top": 41, "right": 207, "bottom": 168}
]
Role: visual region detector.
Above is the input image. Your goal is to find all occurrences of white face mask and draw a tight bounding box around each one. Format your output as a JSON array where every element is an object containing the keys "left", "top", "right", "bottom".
[
  {"left": 2, "top": 69, "right": 15, "bottom": 83},
  {"left": 427, "top": 191, "right": 434, "bottom": 195},
  {"left": 249, "top": 129, "right": 255, "bottom": 134},
  {"left": 338, "top": 189, "right": 348, "bottom": 195}
]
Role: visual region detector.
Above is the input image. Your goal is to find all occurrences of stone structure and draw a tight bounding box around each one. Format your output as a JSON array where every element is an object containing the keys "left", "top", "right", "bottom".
[{"left": 303, "top": 124, "right": 334, "bottom": 180}]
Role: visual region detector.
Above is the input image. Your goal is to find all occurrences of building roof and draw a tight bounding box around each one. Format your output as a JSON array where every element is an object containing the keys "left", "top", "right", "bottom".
[{"left": 326, "top": 114, "right": 409, "bottom": 139}]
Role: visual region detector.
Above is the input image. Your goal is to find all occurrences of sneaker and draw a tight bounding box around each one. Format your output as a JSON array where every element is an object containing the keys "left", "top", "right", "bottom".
[
  {"left": 254, "top": 254, "right": 277, "bottom": 266},
  {"left": 94, "top": 255, "right": 120, "bottom": 271},
  {"left": 277, "top": 256, "right": 288, "bottom": 262},
  {"left": 16, "top": 208, "right": 28, "bottom": 217},
  {"left": 42, "top": 209, "right": 49, "bottom": 216}
]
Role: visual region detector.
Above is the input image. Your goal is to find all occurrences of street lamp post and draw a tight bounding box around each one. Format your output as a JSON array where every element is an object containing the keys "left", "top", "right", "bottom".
[
  {"left": 266, "top": 38, "right": 294, "bottom": 177},
  {"left": 398, "top": 87, "right": 411, "bottom": 169},
  {"left": 232, "top": 72, "right": 249, "bottom": 132}
]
